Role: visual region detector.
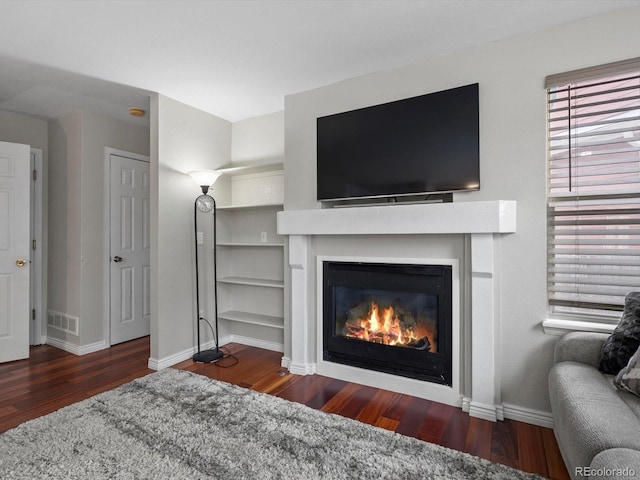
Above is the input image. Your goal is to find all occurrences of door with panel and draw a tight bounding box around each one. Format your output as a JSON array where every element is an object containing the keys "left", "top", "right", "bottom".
[
  {"left": 0, "top": 141, "right": 30, "bottom": 362},
  {"left": 109, "top": 154, "right": 150, "bottom": 345}
]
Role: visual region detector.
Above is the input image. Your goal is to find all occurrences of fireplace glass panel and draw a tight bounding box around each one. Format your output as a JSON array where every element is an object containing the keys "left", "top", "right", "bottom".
[
  {"left": 335, "top": 287, "right": 438, "bottom": 353},
  {"left": 323, "top": 261, "right": 452, "bottom": 385}
]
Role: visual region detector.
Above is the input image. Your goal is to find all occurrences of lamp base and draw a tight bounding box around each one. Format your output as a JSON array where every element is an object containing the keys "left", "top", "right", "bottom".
[{"left": 192, "top": 349, "right": 224, "bottom": 363}]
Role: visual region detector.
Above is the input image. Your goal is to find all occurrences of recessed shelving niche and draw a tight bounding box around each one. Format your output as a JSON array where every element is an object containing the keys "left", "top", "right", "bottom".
[{"left": 214, "top": 162, "right": 285, "bottom": 351}]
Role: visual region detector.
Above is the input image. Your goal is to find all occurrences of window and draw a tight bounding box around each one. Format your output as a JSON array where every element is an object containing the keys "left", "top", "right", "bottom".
[{"left": 546, "top": 58, "right": 640, "bottom": 319}]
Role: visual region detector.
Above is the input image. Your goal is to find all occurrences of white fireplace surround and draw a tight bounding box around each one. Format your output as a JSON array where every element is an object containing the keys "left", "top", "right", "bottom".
[{"left": 277, "top": 200, "right": 517, "bottom": 422}]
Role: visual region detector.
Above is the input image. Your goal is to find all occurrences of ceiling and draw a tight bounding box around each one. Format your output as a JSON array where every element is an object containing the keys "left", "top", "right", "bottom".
[{"left": 0, "top": 0, "right": 639, "bottom": 126}]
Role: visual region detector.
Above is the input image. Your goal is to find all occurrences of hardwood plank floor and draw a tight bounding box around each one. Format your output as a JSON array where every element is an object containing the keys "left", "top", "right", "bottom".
[{"left": 0, "top": 338, "right": 570, "bottom": 479}]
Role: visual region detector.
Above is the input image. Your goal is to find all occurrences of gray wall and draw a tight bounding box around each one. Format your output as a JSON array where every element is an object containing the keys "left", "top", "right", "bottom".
[
  {"left": 283, "top": 7, "right": 640, "bottom": 414},
  {"left": 150, "top": 94, "right": 231, "bottom": 363}
]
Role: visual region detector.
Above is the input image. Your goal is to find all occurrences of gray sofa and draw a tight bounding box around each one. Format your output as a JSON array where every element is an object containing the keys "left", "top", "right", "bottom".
[{"left": 549, "top": 331, "right": 640, "bottom": 479}]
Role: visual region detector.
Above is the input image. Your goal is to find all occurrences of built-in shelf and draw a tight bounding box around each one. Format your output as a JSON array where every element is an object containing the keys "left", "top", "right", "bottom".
[
  {"left": 218, "top": 276, "right": 284, "bottom": 289},
  {"left": 215, "top": 185, "right": 285, "bottom": 349},
  {"left": 218, "top": 203, "right": 283, "bottom": 211},
  {"left": 218, "top": 310, "right": 285, "bottom": 330},
  {"left": 216, "top": 160, "right": 283, "bottom": 177},
  {"left": 217, "top": 242, "right": 284, "bottom": 248}
]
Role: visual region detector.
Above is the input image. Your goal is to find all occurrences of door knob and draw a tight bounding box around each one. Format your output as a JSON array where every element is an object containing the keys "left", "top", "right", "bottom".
[
  {"left": 113, "top": 256, "right": 123, "bottom": 263},
  {"left": 16, "top": 259, "right": 26, "bottom": 267}
]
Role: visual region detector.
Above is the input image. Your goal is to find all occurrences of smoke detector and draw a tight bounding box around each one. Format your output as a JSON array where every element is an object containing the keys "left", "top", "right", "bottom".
[{"left": 129, "top": 107, "right": 146, "bottom": 117}]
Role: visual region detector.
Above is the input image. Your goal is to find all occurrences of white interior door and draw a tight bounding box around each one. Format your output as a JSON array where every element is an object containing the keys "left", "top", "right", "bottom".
[
  {"left": 0, "top": 141, "right": 30, "bottom": 362},
  {"left": 110, "top": 154, "right": 150, "bottom": 345}
]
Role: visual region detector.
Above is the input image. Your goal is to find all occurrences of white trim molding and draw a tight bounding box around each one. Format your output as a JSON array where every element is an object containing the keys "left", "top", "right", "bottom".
[
  {"left": 278, "top": 200, "right": 516, "bottom": 236},
  {"left": 30, "top": 147, "right": 46, "bottom": 346},
  {"left": 542, "top": 317, "right": 616, "bottom": 336},
  {"left": 46, "top": 337, "right": 107, "bottom": 356},
  {"left": 147, "top": 335, "right": 231, "bottom": 370},
  {"left": 502, "top": 403, "right": 555, "bottom": 429},
  {"left": 147, "top": 334, "right": 284, "bottom": 370},
  {"left": 289, "top": 362, "right": 317, "bottom": 376},
  {"left": 279, "top": 356, "right": 317, "bottom": 375}
]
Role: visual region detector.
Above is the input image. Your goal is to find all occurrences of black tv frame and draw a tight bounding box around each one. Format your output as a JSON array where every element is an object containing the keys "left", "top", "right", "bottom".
[{"left": 316, "top": 83, "right": 480, "bottom": 203}]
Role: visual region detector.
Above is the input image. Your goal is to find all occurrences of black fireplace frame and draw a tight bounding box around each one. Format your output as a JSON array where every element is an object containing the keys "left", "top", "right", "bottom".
[{"left": 322, "top": 261, "right": 453, "bottom": 386}]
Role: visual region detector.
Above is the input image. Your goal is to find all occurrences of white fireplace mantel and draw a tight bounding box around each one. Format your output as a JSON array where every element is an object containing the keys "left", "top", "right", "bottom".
[
  {"left": 278, "top": 200, "right": 516, "bottom": 236},
  {"left": 277, "top": 200, "right": 517, "bottom": 422}
]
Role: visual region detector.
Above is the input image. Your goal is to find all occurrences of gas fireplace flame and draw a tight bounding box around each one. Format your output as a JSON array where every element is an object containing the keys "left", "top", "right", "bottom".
[{"left": 345, "top": 301, "right": 431, "bottom": 350}]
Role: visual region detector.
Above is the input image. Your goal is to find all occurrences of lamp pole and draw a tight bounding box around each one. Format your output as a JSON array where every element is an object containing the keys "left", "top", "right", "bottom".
[{"left": 189, "top": 170, "right": 223, "bottom": 363}]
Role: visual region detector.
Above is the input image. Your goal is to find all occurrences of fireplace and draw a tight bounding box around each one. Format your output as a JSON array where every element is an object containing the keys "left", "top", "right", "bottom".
[
  {"left": 322, "top": 261, "right": 453, "bottom": 385},
  {"left": 280, "top": 202, "right": 516, "bottom": 419}
]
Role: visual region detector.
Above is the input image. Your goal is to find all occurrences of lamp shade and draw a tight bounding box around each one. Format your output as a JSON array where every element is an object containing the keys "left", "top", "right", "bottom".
[{"left": 188, "top": 169, "right": 221, "bottom": 188}]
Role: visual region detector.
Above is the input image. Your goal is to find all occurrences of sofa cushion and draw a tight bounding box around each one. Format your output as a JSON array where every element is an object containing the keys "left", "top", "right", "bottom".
[
  {"left": 615, "top": 345, "right": 640, "bottom": 398},
  {"left": 549, "top": 361, "right": 640, "bottom": 473},
  {"left": 602, "top": 373, "right": 640, "bottom": 420},
  {"left": 599, "top": 292, "right": 640, "bottom": 374},
  {"left": 619, "top": 389, "right": 640, "bottom": 419}
]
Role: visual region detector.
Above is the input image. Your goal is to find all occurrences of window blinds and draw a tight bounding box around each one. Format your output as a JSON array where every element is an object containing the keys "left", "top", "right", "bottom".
[{"left": 547, "top": 67, "right": 640, "bottom": 313}]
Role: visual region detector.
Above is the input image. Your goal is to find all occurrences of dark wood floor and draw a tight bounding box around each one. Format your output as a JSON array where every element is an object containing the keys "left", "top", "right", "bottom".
[{"left": 0, "top": 337, "right": 569, "bottom": 479}]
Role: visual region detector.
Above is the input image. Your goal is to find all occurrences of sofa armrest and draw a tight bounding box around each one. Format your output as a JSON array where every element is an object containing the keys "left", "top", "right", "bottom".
[
  {"left": 588, "top": 448, "right": 640, "bottom": 479},
  {"left": 554, "top": 331, "right": 609, "bottom": 368}
]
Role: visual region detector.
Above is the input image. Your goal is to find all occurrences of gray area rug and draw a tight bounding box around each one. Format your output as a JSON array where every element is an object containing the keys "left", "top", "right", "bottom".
[{"left": 0, "top": 368, "right": 543, "bottom": 479}]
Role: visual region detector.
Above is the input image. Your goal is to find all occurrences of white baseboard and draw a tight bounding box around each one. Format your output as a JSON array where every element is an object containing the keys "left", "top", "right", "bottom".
[
  {"left": 148, "top": 346, "right": 193, "bottom": 370},
  {"left": 289, "top": 361, "right": 317, "bottom": 375},
  {"left": 147, "top": 336, "right": 228, "bottom": 370},
  {"left": 468, "top": 400, "right": 501, "bottom": 422},
  {"left": 276, "top": 355, "right": 315, "bottom": 375},
  {"left": 281, "top": 356, "right": 291, "bottom": 369},
  {"left": 502, "top": 403, "right": 554, "bottom": 428},
  {"left": 46, "top": 337, "right": 107, "bottom": 356},
  {"left": 462, "top": 397, "right": 553, "bottom": 427},
  {"left": 147, "top": 335, "right": 284, "bottom": 371}
]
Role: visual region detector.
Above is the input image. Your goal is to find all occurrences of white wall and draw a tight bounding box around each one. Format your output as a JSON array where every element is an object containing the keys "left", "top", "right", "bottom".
[
  {"left": 0, "top": 110, "right": 48, "bottom": 152},
  {"left": 47, "top": 110, "right": 149, "bottom": 347},
  {"left": 232, "top": 111, "right": 285, "bottom": 165},
  {"left": 150, "top": 94, "right": 231, "bottom": 364},
  {"left": 48, "top": 113, "right": 83, "bottom": 344},
  {"left": 224, "top": 111, "right": 287, "bottom": 352},
  {"left": 81, "top": 111, "right": 150, "bottom": 343},
  {"left": 283, "top": 6, "right": 640, "bottom": 414}
]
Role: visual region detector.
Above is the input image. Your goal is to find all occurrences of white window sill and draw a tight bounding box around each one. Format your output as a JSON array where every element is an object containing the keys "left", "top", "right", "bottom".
[{"left": 542, "top": 317, "right": 616, "bottom": 336}]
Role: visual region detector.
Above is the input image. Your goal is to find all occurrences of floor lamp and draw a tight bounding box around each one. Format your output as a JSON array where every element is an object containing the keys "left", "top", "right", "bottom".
[{"left": 188, "top": 169, "right": 224, "bottom": 363}]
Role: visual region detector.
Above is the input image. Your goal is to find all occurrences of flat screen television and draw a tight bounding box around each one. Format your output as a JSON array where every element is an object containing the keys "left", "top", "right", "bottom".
[{"left": 316, "top": 83, "right": 479, "bottom": 202}]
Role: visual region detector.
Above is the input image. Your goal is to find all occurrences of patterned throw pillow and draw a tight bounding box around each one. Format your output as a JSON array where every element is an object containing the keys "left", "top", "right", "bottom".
[
  {"left": 599, "top": 292, "right": 640, "bottom": 375},
  {"left": 615, "top": 346, "right": 640, "bottom": 397}
]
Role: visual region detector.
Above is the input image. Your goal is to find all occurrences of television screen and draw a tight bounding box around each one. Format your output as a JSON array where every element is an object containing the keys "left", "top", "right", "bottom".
[{"left": 316, "top": 83, "right": 479, "bottom": 201}]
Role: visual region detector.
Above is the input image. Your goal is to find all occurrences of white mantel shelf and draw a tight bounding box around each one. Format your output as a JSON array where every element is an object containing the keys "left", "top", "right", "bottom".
[
  {"left": 277, "top": 200, "right": 517, "bottom": 423},
  {"left": 277, "top": 200, "right": 516, "bottom": 235}
]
